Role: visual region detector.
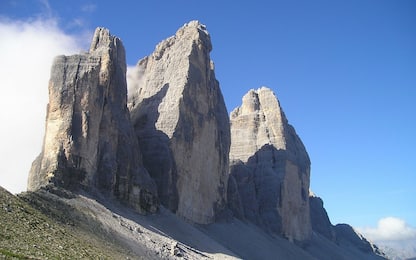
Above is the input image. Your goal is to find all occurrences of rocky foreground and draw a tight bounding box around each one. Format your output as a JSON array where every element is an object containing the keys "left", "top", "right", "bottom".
[
  {"left": 2, "top": 21, "right": 387, "bottom": 259},
  {"left": 1, "top": 185, "right": 385, "bottom": 259}
]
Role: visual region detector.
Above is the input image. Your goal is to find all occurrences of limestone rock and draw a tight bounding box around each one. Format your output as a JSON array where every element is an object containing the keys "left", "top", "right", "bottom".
[
  {"left": 309, "top": 192, "right": 336, "bottom": 241},
  {"left": 27, "top": 28, "right": 158, "bottom": 213},
  {"left": 128, "top": 21, "right": 231, "bottom": 224},
  {"left": 334, "top": 224, "right": 384, "bottom": 256},
  {"left": 309, "top": 193, "right": 385, "bottom": 257},
  {"left": 228, "top": 87, "right": 312, "bottom": 241}
]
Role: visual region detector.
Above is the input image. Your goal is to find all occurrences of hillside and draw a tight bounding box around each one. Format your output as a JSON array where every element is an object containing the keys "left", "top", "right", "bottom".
[
  {"left": 0, "top": 186, "right": 137, "bottom": 259},
  {"left": 1, "top": 185, "right": 241, "bottom": 259},
  {"left": 1, "top": 185, "right": 386, "bottom": 259},
  {"left": 0, "top": 185, "right": 309, "bottom": 259}
]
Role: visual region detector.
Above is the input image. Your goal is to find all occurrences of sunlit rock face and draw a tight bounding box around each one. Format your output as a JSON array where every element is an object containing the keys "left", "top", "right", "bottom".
[
  {"left": 128, "top": 21, "right": 231, "bottom": 224},
  {"left": 228, "top": 87, "right": 312, "bottom": 242},
  {"left": 28, "top": 28, "right": 158, "bottom": 213}
]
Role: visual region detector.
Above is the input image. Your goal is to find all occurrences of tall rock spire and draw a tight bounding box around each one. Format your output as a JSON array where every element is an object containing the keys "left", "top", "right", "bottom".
[
  {"left": 128, "top": 21, "right": 231, "bottom": 224},
  {"left": 27, "top": 28, "right": 158, "bottom": 213},
  {"left": 228, "top": 87, "right": 312, "bottom": 241}
]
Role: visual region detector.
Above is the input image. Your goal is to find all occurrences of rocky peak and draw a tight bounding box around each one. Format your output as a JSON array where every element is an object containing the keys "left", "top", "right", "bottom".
[
  {"left": 151, "top": 21, "right": 212, "bottom": 61},
  {"left": 89, "top": 27, "right": 126, "bottom": 71},
  {"left": 27, "top": 27, "right": 158, "bottom": 213},
  {"left": 90, "top": 27, "right": 117, "bottom": 51},
  {"left": 230, "top": 87, "right": 309, "bottom": 166},
  {"left": 228, "top": 87, "right": 312, "bottom": 241},
  {"left": 128, "top": 21, "right": 230, "bottom": 224}
]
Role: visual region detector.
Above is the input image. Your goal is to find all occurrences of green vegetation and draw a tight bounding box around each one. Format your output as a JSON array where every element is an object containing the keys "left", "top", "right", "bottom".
[{"left": 0, "top": 186, "right": 133, "bottom": 259}]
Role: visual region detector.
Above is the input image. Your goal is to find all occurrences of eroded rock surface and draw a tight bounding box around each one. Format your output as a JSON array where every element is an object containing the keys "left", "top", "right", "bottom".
[
  {"left": 334, "top": 224, "right": 384, "bottom": 256},
  {"left": 28, "top": 28, "right": 158, "bottom": 213},
  {"left": 128, "top": 21, "right": 230, "bottom": 224},
  {"left": 309, "top": 192, "right": 384, "bottom": 257},
  {"left": 309, "top": 192, "right": 336, "bottom": 241},
  {"left": 228, "top": 87, "right": 312, "bottom": 241}
]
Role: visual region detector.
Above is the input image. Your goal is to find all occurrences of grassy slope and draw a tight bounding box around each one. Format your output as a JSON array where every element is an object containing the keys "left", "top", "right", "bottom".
[{"left": 0, "top": 186, "right": 135, "bottom": 259}]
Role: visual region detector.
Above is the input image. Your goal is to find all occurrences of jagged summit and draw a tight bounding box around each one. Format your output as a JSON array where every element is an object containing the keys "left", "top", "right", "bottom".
[
  {"left": 90, "top": 27, "right": 117, "bottom": 51},
  {"left": 151, "top": 20, "right": 212, "bottom": 61},
  {"left": 230, "top": 87, "right": 309, "bottom": 165},
  {"left": 128, "top": 20, "right": 214, "bottom": 110}
]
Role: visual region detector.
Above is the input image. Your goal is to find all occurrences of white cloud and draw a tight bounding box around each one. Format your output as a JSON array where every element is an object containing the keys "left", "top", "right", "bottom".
[
  {"left": 0, "top": 17, "right": 83, "bottom": 193},
  {"left": 126, "top": 65, "right": 140, "bottom": 96},
  {"left": 126, "top": 62, "right": 149, "bottom": 100},
  {"left": 357, "top": 217, "right": 416, "bottom": 242}
]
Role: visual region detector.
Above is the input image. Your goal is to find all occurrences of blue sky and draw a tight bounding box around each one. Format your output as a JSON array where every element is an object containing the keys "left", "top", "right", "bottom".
[{"left": 1, "top": 0, "right": 415, "bottom": 241}]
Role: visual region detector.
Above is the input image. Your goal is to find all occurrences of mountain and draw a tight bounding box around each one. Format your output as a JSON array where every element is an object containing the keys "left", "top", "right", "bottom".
[
  {"left": 128, "top": 21, "right": 230, "bottom": 224},
  {"left": 2, "top": 21, "right": 387, "bottom": 259},
  {"left": 226, "top": 87, "right": 385, "bottom": 259},
  {"left": 27, "top": 27, "right": 158, "bottom": 213},
  {"left": 227, "top": 87, "right": 312, "bottom": 242}
]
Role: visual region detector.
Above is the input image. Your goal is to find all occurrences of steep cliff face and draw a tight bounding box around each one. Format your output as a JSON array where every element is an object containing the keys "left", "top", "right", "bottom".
[
  {"left": 228, "top": 87, "right": 312, "bottom": 241},
  {"left": 128, "top": 21, "right": 231, "bottom": 224},
  {"left": 27, "top": 28, "right": 158, "bottom": 213}
]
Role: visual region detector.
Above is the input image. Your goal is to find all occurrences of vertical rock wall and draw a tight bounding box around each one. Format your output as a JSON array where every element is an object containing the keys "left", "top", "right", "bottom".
[
  {"left": 228, "top": 87, "right": 312, "bottom": 241},
  {"left": 28, "top": 28, "right": 158, "bottom": 213},
  {"left": 128, "top": 21, "right": 231, "bottom": 224}
]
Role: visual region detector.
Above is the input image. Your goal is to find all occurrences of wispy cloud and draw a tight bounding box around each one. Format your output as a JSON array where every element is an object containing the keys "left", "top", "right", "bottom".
[
  {"left": 38, "top": 0, "right": 53, "bottom": 18},
  {"left": 356, "top": 217, "right": 416, "bottom": 241},
  {"left": 68, "top": 17, "right": 86, "bottom": 28},
  {"left": 126, "top": 65, "right": 144, "bottom": 97},
  {"left": 0, "top": 17, "right": 82, "bottom": 193},
  {"left": 81, "top": 4, "right": 97, "bottom": 13}
]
